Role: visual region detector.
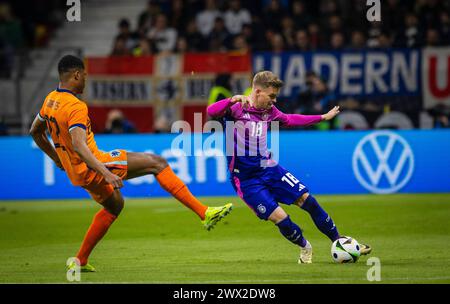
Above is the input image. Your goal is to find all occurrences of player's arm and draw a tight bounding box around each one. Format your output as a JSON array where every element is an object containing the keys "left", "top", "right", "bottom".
[
  {"left": 70, "top": 127, "right": 123, "bottom": 189},
  {"left": 277, "top": 106, "right": 340, "bottom": 127},
  {"left": 29, "top": 115, "right": 64, "bottom": 170},
  {"left": 207, "top": 95, "right": 248, "bottom": 118}
]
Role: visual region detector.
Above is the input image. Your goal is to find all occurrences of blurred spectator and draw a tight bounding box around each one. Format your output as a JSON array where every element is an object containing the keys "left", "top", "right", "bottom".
[
  {"left": 425, "top": 28, "right": 441, "bottom": 46},
  {"left": 104, "top": 110, "right": 137, "bottom": 134},
  {"left": 147, "top": 14, "right": 177, "bottom": 53},
  {"left": 319, "top": 0, "right": 340, "bottom": 28},
  {"left": 0, "top": 3, "right": 24, "bottom": 50},
  {"left": 382, "top": 0, "right": 406, "bottom": 34},
  {"left": 175, "top": 36, "right": 188, "bottom": 53},
  {"left": 241, "top": 23, "right": 257, "bottom": 50},
  {"left": 294, "top": 30, "right": 310, "bottom": 51},
  {"left": 326, "top": 15, "right": 346, "bottom": 48},
  {"left": 377, "top": 32, "right": 393, "bottom": 48},
  {"left": 138, "top": 0, "right": 162, "bottom": 33},
  {"left": 224, "top": 0, "right": 251, "bottom": 35},
  {"left": 366, "top": 21, "right": 383, "bottom": 48},
  {"left": 0, "top": 2, "right": 23, "bottom": 78},
  {"left": 439, "top": 11, "right": 450, "bottom": 43},
  {"left": 115, "top": 18, "right": 139, "bottom": 51},
  {"left": 111, "top": 36, "right": 131, "bottom": 56},
  {"left": 0, "top": 116, "right": 8, "bottom": 136},
  {"left": 116, "top": 0, "right": 450, "bottom": 56},
  {"left": 396, "top": 12, "right": 423, "bottom": 47},
  {"left": 168, "top": 0, "right": 190, "bottom": 34},
  {"left": 132, "top": 38, "right": 152, "bottom": 56},
  {"left": 270, "top": 33, "right": 284, "bottom": 54},
  {"left": 418, "top": 0, "right": 443, "bottom": 30},
  {"left": 329, "top": 32, "right": 345, "bottom": 50},
  {"left": 307, "top": 23, "right": 321, "bottom": 49},
  {"left": 263, "top": 0, "right": 286, "bottom": 32},
  {"left": 297, "top": 71, "right": 336, "bottom": 115},
  {"left": 429, "top": 104, "right": 450, "bottom": 128},
  {"left": 183, "top": 19, "right": 205, "bottom": 52},
  {"left": 207, "top": 17, "right": 231, "bottom": 52},
  {"left": 196, "top": 0, "right": 222, "bottom": 37},
  {"left": 0, "top": 37, "right": 13, "bottom": 78},
  {"left": 231, "top": 34, "right": 250, "bottom": 54},
  {"left": 280, "top": 16, "right": 295, "bottom": 50},
  {"left": 154, "top": 114, "right": 171, "bottom": 133},
  {"left": 349, "top": 30, "right": 366, "bottom": 49},
  {"left": 291, "top": 1, "right": 312, "bottom": 30},
  {"left": 208, "top": 73, "right": 232, "bottom": 106},
  {"left": 328, "top": 15, "right": 344, "bottom": 35}
]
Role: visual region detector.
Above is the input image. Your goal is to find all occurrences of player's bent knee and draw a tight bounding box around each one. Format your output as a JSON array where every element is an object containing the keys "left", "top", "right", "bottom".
[
  {"left": 268, "top": 207, "right": 289, "bottom": 224},
  {"left": 147, "top": 153, "right": 168, "bottom": 174},
  {"left": 102, "top": 192, "right": 124, "bottom": 216},
  {"left": 295, "top": 192, "right": 310, "bottom": 207}
]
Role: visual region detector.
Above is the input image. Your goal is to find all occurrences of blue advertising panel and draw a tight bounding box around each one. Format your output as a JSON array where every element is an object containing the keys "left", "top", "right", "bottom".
[
  {"left": 253, "top": 49, "right": 421, "bottom": 98},
  {"left": 0, "top": 130, "right": 449, "bottom": 201}
]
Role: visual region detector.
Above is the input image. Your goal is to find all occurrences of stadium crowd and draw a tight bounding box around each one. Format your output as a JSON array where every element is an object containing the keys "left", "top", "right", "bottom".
[
  {"left": 111, "top": 0, "right": 450, "bottom": 56},
  {"left": 0, "top": 0, "right": 66, "bottom": 78},
  {"left": 107, "top": 0, "right": 450, "bottom": 132},
  {"left": 1, "top": 0, "right": 449, "bottom": 135}
]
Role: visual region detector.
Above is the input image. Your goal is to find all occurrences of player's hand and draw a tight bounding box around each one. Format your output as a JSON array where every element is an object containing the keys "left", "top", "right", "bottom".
[
  {"left": 322, "top": 106, "right": 340, "bottom": 121},
  {"left": 231, "top": 95, "right": 250, "bottom": 108},
  {"left": 104, "top": 172, "right": 123, "bottom": 190}
]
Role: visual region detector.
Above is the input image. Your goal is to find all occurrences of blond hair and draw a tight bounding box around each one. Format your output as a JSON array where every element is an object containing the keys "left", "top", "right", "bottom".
[{"left": 252, "top": 71, "right": 284, "bottom": 89}]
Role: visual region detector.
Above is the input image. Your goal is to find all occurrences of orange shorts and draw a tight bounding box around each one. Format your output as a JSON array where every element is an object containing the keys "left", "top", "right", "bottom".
[{"left": 82, "top": 149, "right": 128, "bottom": 204}]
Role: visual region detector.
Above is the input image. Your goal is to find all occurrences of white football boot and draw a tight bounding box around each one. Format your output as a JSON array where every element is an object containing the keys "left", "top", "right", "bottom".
[{"left": 298, "top": 240, "right": 313, "bottom": 264}]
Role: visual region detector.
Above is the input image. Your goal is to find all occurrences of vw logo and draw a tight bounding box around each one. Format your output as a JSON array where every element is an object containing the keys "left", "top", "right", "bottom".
[{"left": 352, "top": 131, "right": 414, "bottom": 194}]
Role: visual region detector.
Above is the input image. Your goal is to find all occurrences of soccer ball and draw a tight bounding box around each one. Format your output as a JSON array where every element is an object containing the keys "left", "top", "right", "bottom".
[{"left": 331, "top": 236, "right": 361, "bottom": 263}]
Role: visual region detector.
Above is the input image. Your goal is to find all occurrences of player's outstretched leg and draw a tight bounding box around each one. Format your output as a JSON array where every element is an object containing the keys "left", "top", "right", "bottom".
[
  {"left": 70, "top": 190, "right": 124, "bottom": 271},
  {"left": 268, "top": 207, "right": 312, "bottom": 264},
  {"left": 296, "top": 193, "right": 340, "bottom": 242},
  {"left": 127, "top": 152, "right": 232, "bottom": 230}
]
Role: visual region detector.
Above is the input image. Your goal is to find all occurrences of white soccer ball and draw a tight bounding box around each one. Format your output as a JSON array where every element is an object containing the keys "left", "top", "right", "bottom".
[{"left": 331, "top": 236, "right": 361, "bottom": 263}]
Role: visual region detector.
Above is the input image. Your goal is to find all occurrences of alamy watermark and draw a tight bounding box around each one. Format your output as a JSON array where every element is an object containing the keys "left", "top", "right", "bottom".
[
  {"left": 366, "top": 257, "right": 381, "bottom": 282},
  {"left": 170, "top": 113, "right": 280, "bottom": 168},
  {"left": 366, "top": 0, "right": 381, "bottom": 22},
  {"left": 66, "top": 0, "right": 81, "bottom": 22}
]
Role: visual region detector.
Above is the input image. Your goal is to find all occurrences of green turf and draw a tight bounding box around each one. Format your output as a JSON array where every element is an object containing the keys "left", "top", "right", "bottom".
[{"left": 1, "top": 194, "right": 450, "bottom": 284}]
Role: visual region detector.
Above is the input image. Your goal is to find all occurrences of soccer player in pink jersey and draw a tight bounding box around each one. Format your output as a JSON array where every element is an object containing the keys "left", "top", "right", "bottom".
[{"left": 207, "top": 71, "right": 371, "bottom": 263}]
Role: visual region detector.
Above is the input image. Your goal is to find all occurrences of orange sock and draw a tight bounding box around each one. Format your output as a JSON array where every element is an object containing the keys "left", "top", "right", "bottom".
[
  {"left": 76, "top": 208, "right": 117, "bottom": 266},
  {"left": 156, "top": 166, "right": 208, "bottom": 220}
]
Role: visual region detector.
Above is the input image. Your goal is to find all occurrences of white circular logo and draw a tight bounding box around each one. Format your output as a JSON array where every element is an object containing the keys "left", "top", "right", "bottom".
[
  {"left": 352, "top": 131, "right": 414, "bottom": 194},
  {"left": 257, "top": 204, "right": 266, "bottom": 214}
]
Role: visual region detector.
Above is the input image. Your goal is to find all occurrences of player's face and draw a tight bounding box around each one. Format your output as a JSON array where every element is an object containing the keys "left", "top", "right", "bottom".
[{"left": 254, "top": 86, "right": 279, "bottom": 110}]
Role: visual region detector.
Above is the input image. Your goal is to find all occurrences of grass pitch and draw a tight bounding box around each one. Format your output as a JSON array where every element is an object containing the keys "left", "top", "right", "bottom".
[{"left": 1, "top": 193, "right": 450, "bottom": 284}]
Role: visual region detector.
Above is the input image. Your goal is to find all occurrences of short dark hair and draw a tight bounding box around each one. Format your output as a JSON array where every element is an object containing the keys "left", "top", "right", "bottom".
[
  {"left": 119, "top": 18, "right": 130, "bottom": 28},
  {"left": 58, "top": 55, "right": 84, "bottom": 75}
]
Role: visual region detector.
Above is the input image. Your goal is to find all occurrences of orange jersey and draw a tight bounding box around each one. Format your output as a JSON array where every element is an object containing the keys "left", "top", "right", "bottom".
[{"left": 38, "top": 88, "right": 101, "bottom": 186}]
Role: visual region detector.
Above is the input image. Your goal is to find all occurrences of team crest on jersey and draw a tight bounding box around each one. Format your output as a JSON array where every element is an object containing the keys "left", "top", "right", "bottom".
[
  {"left": 257, "top": 204, "right": 266, "bottom": 214},
  {"left": 110, "top": 150, "right": 121, "bottom": 158},
  {"left": 262, "top": 113, "right": 268, "bottom": 120}
]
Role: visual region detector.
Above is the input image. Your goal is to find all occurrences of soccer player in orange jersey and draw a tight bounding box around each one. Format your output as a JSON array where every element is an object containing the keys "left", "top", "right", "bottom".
[{"left": 29, "top": 55, "right": 233, "bottom": 272}]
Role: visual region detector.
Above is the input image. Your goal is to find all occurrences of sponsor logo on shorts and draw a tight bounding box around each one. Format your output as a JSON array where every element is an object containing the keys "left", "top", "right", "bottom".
[
  {"left": 110, "top": 150, "right": 121, "bottom": 158},
  {"left": 257, "top": 204, "right": 266, "bottom": 214}
]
